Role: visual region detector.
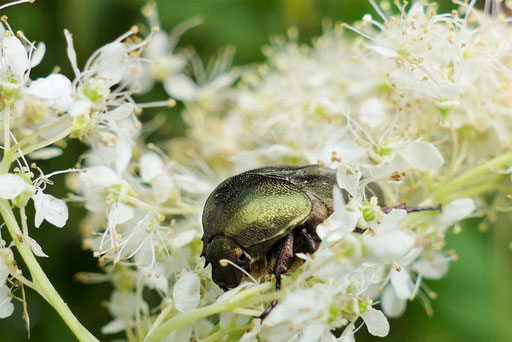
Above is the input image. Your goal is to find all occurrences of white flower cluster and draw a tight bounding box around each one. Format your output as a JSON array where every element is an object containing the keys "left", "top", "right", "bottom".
[
  {"left": 157, "top": 1, "right": 509, "bottom": 341},
  {"left": 0, "top": 0, "right": 181, "bottom": 325},
  {"left": 0, "top": 1, "right": 510, "bottom": 341}
]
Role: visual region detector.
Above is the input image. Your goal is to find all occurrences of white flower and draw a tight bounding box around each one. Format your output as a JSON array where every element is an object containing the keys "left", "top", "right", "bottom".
[
  {"left": 359, "top": 98, "right": 388, "bottom": 129},
  {"left": 173, "top": 272, "right": 201, "bottom": 312},
  {"left": 28, "top": 237, "right": 48, "bottom": 257},
  {"left": 139, "top": 151, "right": 175, "bottom": 203},
  {"left": 366, "top": 231, "right": 414, "bottom": 262},
  {"left": 339, "top": 323, "right": 356, "bottom": 342},
  {"left": 316, "top": 187, "right": 359, "bottom": 242},
  {"left": 361, "top": 308, "right": 390, "bottom": 337},
  {"left": 140, "top": 3, "right": 202, "bottom": 95},
  {"left": 138, "top": 263, "right": 169, "bottom": 293},
  {"left": 365, "top": 209, "right": 414, "bottom": 262},
  {"left": 395, "top": 141, "right": 444, "bottom": 172},
  {"left": 0, "top": 174, "right": 34, "bottom": 200},
  {"left": 257, "top": 284, "right": 344, "bottom": 342},
  {"left": 0, "top": 286, "right": 14, "bottom": 319},
  {"left": 2, "top": 35, "right": 29, "bottom": 81},
  {"left": 28, "top": 147, "right": 63, "bottom": 160},
  {"left": 264, "top": 285, "right": 331, "bottom": 327},
  {"left": 437, "top": 198, "right": 475, "bottom": 232},
  {"left": 27, "top": 74, "right": 73, "bottom": 111},
  {"left": 381, "top": 284, "right": 407, "bottom": 318},
  {"left": 102, "top": 290, "right": 148, "bottom": 334},
  {"left": 0, "top": 252, "right": 13, "bottom": 319},
  {"left": 64, "top": 27, "right": 161, "bottom": 142},
  {"left": 164, "top": 73, "right": 197, "bottom": 102},
  {"left": 412, "top": 252, "right": 450, "bottom": 280},
  {"left": 32, "top": 190, "right": 69, "bottom": 228},
  {"left": 336, "top": 163, "right": 361, "bottom": 197},
  {"left": 380, "top": 247, "right": 422, "bottom": 318},
  {"left": 0, "top": 259, "right": 8, "bottom": 284}
]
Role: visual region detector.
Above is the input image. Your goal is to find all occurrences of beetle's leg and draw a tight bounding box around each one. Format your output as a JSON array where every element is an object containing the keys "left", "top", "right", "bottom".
[
  {"left": 273, "top": 232, "right": 294, "bottom": 290},
  {"left": 388, "top": 203, "right": 406, "bottom": 212},
  {"left": 257, "top": 232, "right": 295, "bottom": 320},
  {"left": 405, "top": 204, "right": 442, "bottom": 213},
  {"left": 383, "top": 203, "right": 442, "bottom": 214},
  {"left": 300, "top": 228, "right": 317, "bottom": 253}
]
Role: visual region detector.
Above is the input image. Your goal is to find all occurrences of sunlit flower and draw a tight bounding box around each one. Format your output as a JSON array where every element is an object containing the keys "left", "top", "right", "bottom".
[{"left": 0, "top": 246, "right": 14, "bottom": 319}]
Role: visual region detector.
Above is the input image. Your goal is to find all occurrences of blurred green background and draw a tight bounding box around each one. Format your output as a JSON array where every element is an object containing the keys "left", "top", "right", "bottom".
[{"left": 0, "top": 0, "right": 511, "bottom": 341}]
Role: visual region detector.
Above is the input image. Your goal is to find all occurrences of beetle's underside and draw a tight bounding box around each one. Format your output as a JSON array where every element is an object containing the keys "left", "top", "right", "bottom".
[{"left": 204, "top": 223, "right": 320, "bottom": 318}]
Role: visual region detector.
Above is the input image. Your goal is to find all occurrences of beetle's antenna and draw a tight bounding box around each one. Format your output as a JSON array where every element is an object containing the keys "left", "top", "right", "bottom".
[{"left": 219, "top": 259, "right": 258, "bottom": 285}]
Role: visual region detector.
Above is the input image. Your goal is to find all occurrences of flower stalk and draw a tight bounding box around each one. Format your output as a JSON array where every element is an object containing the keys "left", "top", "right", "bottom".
[
  {"left": 144, "top": 282, "right": 276, "bottom": 342},
  {"left": 0, "top": 200, "right": 99, "bottom": 342},
  {"left": 431, "top": 152, "right": 512, "bottom": 203}
]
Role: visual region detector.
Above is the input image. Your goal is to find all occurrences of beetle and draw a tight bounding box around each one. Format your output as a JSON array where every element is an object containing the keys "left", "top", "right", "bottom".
[{"left": 201, "top": 164, "right": 439, "bottom": 317}]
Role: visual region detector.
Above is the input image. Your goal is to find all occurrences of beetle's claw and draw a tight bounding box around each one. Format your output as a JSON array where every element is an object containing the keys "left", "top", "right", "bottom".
[{"left": 200, "top": 251, "right": 209, "bottom": 267}]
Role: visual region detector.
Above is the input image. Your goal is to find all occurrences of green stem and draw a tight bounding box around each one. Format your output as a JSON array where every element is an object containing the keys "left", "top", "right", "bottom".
[
  {"left": 199, "top": 323, "right": 249, "bottom": 342},
  {"left": 20, "top": 206, "right": 29, "bottom": 238},
  {"left": 145, "top": 301, "right": 174, "bottom": 338},
  {"left": 10, "top": 116, "right": 71, "bottom": 153},
  {"left": 144, "top": 282, "right": 274, "bottom": 342},
  {"left": 0, "top": 116, "right": 71, "bottom": 174},
  {"left": 443, "top": 176, "right": 506, "bottom": 203},
  {"left": 0, "top": 200, "right": 99, "bottom": 342},
  {"left": 422, "top": 171, "right": 435, "bottom": 194},
  {"left": 135, "top": 276, "right": 146, "bottom": 341},
  {"left": 496, "top": 185, "right": 512, "bottom": 194},
  {"left": 122, "top": 291, "right": 137, "bottom": 342},
  {"left": 432, "top": 152, "right": 512, "bottom": 202},
  {"left": 12, "top": 127, "right": 72, "bottom": 161},
  {"left": 233, "top": 308, "right": 262, "bottom": 316},
  {"left": 144, "top": 300, "right": 228, "bottom": 342},
  {"left": 4, "top": 105, "right": 10, "bottom": 152}
]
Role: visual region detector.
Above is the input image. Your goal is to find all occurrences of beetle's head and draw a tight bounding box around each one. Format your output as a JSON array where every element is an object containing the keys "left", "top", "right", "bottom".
[{"left": 206, "top": 236, "right": 250, "bottom": 290}]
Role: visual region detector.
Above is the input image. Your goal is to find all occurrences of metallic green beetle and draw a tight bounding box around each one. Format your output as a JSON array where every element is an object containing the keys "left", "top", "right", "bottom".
[
  {"left": 201, "top": 165, "right": 384, "bottom": 291},
  {"left": 201, "top": 164, "right": 440, "bottom": 317}
]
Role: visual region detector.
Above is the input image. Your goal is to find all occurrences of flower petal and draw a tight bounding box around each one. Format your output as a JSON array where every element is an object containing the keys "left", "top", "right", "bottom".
[
  {"left": 0, "top": 286, "right": 14, "bottom": 318},
  {"left": 381, "top": 285, "right": 407, "bottom": 318},
  {"left": 359, "top": 98, "right": 388, "bottom": 129},
  {"left": 337, "top": 164, "right": 361, "bottom": 197},
  {"left": 368, "top": 45, "right": 399, "bottom": 58},
  {"left": 32, "top": 191, "right": 69, "bottom": 228},
  {"left": 112, "top": 203, "right": 134, "bottom": 225},
  {"left": 0, "top": 261, "right": 8, "bottom": 285},
  {"left": 28, "top": 147, "right": 63, "bottom": 160},
  {"left": 317, "top": 187, "right": 359, "bottom": 242},
  {"left": 413, "top": 253, "right": 450, "bottom": 279},
  {"left": 80, "top": 166, "right": 120, "bottom": 188},
  {"left": 3, "top": 35, "right": 29, "bottom": 79},
  {"left": 377, "top": 209, "right": 407, "bottom": 233},
  {"left": 173, "top": 272, "right": 200, "bottom": 312},
  {"left": 64, "top": 29, "right": 81, "bottom": 78},
  {"left": 390, "top": 268, "right": 413, "bottom": 299},
  {"left": 0, "top": 174, "right": 31, "bottom": 199},
  {"left": 438, "top": 198, "right": 475, "bottom": 229},
  {"left": 398, "top": 141, "right": 444, "bottom": 171},
  {"left": 27, "top": 74, "right": 72, "bottom": 100},
  {"left": 339, "top": 323, "right": 355, "bottom": 342},
  {"left": 140, "top": 152, "right": 165, "bottom": 182},
  {"left": 366, "top": 231, "right": 415, "bottom": 261},
  {"left": 28, "top": 237, "right": 48, "bottom": 257},
  {"left": 164, "top": 73, "right": 197, "bottom": 101},
  {"left": 362, "top": 308, "right": 390, "bottom": 337}
]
